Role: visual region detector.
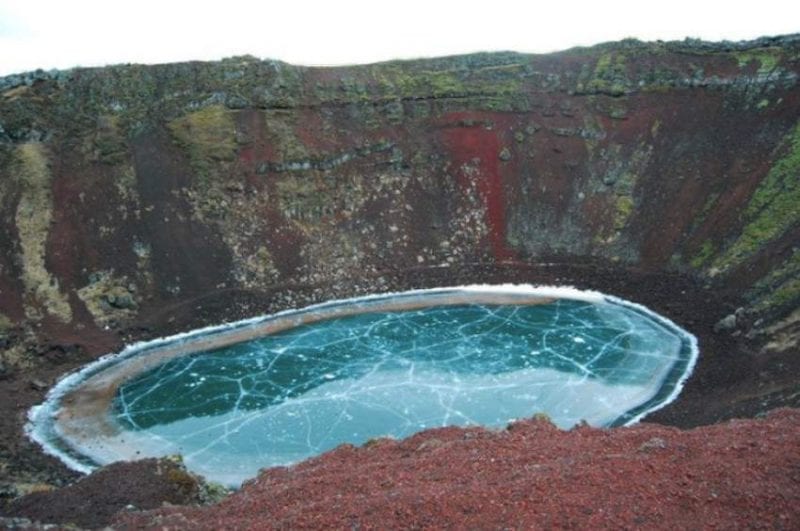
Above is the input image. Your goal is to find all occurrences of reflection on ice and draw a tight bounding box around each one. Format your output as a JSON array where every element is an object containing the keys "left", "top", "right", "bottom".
[
  {"left": 86, "top": 368, "right": 658, "bottom": 486},
  {"left": 27, "top": 285, "right": 698, "bottom": 487}
]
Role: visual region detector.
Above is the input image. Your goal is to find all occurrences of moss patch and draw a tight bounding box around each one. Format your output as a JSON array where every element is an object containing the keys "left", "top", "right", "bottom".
[
  {"left": 13, "top": 143, "right": 73, "bottom": 323},
  {"left": 369, "top": 64, "right": 524, "bottom": 100},
  {"left": 713, "top": 122, "right": 800, "bottom": 273},
  {"left": 690, "top": 240, "right": 716, "bottom": 269},
  {"left": 168, "top": 105, "right": 237, "bottom": 178},
  {"left": 734, "top": 48, "right": 782, "bottom": 74},
  {"left": 751, "top": 249, "right": 800, "bottom": 313},
  {"left": 613, "top": 195, "right": 634, "bottom": 230},
  {"left": 263, "top": 111, "right": 309, "bottom": 161},
  {"left": 336, "top": 60, "right": 531, "bottom": 112},
  {"left": 763, "top": 277, "right": 800, "bottom": 311},
  {"left": 577, "top": 53, "right": 628, "bottom": 96},
  {"left": 589, "top": 142, "right": 652, "bottom": 244},
  {"left": 169, "top": 105, "right": 238, "bottom": 221}
]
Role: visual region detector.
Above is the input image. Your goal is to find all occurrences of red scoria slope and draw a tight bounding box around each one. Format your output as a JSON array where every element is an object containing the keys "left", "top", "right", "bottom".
[{"left": 113, "top": 408, "right": 800, "bottom": 530}]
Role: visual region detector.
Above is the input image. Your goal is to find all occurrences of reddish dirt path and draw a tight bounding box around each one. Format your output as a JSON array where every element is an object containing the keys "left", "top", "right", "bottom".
[{"left": 114, "top": 408, "right": 800, "bottom": 530}]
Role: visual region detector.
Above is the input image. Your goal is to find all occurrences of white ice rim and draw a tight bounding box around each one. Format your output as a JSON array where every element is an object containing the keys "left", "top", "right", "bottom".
[{"left": 26, "top": 283, "right": 700, "bottom": 476}]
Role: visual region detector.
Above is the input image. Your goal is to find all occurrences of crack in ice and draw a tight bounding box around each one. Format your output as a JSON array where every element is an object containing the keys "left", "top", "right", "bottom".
[{"left": 27, "top": 285, "right": 698, "bottom": 487}]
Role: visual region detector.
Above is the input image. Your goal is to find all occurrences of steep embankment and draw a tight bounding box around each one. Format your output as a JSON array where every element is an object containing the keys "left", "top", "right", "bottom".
[
  {"left": 0, "top": 35, "right": 798, "bottom": 497},
  {"left": 111, "top": 409, "right": 800, "bottom": 530}
]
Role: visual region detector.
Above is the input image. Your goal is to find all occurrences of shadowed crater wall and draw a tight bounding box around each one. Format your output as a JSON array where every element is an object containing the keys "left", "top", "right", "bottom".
[{"left": 0, "top": 35, "right": 799, "bottom": 487}]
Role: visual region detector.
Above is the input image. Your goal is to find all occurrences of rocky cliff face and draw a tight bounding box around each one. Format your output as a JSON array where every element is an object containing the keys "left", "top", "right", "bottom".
[{"left": 0, "top": 36, "right": 798, "bottom": 391}]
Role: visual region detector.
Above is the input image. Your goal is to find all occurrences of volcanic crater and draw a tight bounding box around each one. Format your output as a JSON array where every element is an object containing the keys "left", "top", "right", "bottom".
[{"left": 1, "top": 34, "right": 799, "bottom": 528}]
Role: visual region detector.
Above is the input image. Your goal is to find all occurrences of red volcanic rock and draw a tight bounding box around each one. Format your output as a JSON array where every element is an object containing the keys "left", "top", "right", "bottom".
[
  {"left": 113, "top": 409, "right": 800, "bottom": 529},
  {"left": 2, "top": 36, "right": 800, "bottom": 523}
]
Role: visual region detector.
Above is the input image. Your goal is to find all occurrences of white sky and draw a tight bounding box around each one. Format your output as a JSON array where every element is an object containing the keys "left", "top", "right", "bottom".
[{"left": 1, "top": 0, "right": 798, "bottom": 76}]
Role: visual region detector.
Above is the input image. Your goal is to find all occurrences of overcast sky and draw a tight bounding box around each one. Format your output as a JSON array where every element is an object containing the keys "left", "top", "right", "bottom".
[{"left": 1, "top": 0, "right": 798, "bottom": 76}]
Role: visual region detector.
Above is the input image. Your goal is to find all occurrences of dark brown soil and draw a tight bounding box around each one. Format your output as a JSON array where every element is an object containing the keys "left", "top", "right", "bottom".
[{"left": 2, "top": 458, "right": 211, "bottom": 529}]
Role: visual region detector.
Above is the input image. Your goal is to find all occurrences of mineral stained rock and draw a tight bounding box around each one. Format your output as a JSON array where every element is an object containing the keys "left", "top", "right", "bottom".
[
  {"left": 1, "top": 36, "right": 798, "bottom": 367},
  {"left": 0, "top": 34, "right": 799, "bottom": 526}
]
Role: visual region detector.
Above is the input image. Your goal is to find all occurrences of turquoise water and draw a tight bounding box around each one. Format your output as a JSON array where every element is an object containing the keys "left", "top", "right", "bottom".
[{"left": 108, "top": 298, "right": 694, "bottom": 484}]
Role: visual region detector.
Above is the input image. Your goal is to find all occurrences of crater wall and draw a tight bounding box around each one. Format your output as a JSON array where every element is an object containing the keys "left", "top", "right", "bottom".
[{"left": 1, "top": 36, "right": 798, "bottom": 421}]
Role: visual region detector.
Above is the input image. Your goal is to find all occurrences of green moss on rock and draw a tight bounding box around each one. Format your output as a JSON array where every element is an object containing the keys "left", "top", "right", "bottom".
[
  {"left": 713, "top": 122, "right": 800, "bottom": 273},
  {"left": 751, "top": 249, "right": 800, "bottom": 313},
  {"left": 263, "top": 111, "right": 309, "bottom": 161},
  {"left": 168, "top": 105, "right": 239, "bottom": 222},
  {"left": 577, "top": 53, "right": 629, "bottom": 96},
  {"left": 613, "top": 195, "right": 634, "bottom": 230},
  {"left": 762, "top": 276, "right": 800, "bottom": 311},
  {"left": 735, "top": 47, "right": 783, "bottom": 73},
  {"left": 362, "top": 61, "right": 526, "bottom": 109},
  {"left": 690, "top": 240, "right": 716, "bottom": 269},
  {"left": 168, "top": 105, "right": 237, "bottom": 177}
]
